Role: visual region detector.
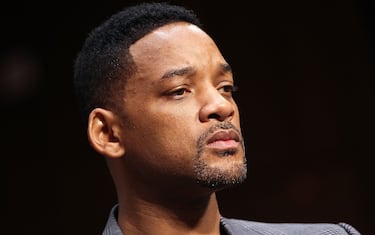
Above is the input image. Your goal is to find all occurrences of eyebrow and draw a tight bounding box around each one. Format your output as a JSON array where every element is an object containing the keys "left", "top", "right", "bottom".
[
  {"left": 161, "top": 66, "right": 195, "bottom": 79},
  {"left": 220, "top": 63, "right": 232, "bottom": 74},
  {"left": 160, "top": 62, "right": 232, "bottom": 80}
]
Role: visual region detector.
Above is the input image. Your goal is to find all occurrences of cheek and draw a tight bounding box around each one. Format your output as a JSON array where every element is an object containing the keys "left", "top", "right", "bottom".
[
  {"left": 123, "top": 110, "right": 200, "bottom": 178},
  {"left": 232, "top": 105, "right": 241, "bottom": 125},
  {"left": 125, "top": 103, "right": 199, "bottom": 155}
]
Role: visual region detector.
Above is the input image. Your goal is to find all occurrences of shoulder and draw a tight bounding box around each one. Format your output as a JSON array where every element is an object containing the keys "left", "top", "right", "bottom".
[{"left": 220, "top": 217, "right": 361, "bottom": 235}]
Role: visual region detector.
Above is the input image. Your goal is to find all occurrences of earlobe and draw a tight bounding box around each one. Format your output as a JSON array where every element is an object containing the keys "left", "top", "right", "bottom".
[{"left": 87, "top": 108, "right": 125, "bottom": 158}]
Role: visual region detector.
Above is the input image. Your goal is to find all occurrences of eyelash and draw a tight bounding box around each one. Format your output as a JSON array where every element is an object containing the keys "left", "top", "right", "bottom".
[
  {"left": 220, "top": 85, "right": 238, "bottom": 94},
  {"left": 165, "top": 85, "right": 238, "bottom": 99},
  {"left": 167, "top": 88, "right": 189, "bottom": 97}
]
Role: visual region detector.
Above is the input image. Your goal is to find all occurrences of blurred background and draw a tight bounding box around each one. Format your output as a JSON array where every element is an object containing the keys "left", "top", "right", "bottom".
[{"left": 2, "top": 0, "right": 374, "bottom": 234}]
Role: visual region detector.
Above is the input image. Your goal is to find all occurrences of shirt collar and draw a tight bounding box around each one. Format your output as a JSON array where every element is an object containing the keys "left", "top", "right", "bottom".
[{"left": 102, "top": 204, "right": 230, "bottom": 235}]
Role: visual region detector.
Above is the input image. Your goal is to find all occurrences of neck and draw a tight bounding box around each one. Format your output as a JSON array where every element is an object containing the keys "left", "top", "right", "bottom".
[
  {"left": 107, "top": 157, "right": 223, "bottom": 235},
  {"left": 117, "top": 186, "right": 221, "bottom": 235}
]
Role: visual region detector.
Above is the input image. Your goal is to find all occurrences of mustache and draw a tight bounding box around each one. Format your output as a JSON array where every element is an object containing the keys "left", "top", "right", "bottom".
[{"left": 197, "top": 121, "right": 243, "bottom": 152}]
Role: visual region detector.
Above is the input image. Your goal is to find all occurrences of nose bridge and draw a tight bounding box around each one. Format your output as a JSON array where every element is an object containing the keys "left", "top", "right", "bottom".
[{"left": 199, "top": 85, "right": 235, "bottom": 122}]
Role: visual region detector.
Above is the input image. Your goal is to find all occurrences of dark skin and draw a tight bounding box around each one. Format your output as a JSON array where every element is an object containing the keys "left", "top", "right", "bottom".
[{"left": 87, "top": 22, "right": 246, "bottom": 235}]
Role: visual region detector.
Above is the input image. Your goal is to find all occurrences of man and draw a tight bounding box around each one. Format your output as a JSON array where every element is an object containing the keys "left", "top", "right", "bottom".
[{"left": 73, "top": 2, "right": 361, "bottom": 235}]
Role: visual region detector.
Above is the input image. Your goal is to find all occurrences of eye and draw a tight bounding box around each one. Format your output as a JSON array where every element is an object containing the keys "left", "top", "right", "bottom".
[
  {"left": 220, "top": 85, "right": 238, "bottom": 95},
  {"left": 165, "top": 87, "right": 190, "bottom": 99}
]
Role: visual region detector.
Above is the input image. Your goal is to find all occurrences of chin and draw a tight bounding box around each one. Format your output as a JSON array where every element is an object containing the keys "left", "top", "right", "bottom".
[{"left": 194, "top": 158, "right": 247, "bottom": 190}]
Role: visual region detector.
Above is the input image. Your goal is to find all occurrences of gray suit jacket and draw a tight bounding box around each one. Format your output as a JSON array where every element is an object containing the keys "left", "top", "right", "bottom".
[
  {"left": 102, "top": 205, "right": 361, "bottom": 235},
  {"left": 220, "top": 217, "right": 361, "bottom": 235}
]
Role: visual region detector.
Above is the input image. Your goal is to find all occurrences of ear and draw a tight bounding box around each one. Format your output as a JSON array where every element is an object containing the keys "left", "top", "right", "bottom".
[{"left": 87, "top": 108, "right": 125, "bottom": 158}]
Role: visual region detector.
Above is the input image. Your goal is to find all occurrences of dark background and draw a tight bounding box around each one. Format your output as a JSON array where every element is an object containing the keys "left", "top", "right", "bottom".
[{"left": 2, "top": 0, "right": 374, "bottom": 234}]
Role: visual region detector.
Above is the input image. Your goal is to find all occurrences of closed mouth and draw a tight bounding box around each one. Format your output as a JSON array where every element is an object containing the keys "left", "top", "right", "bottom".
[{"left": 206, "top": 130, "right": 240, "bottom": 150}]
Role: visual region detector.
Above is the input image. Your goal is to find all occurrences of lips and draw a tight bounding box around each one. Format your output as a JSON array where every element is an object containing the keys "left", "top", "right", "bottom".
[{"left": 206, "top": 130, "right": 240, "bottom": 149}]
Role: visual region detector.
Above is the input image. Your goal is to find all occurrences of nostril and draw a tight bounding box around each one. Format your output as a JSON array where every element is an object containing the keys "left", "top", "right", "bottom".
[{"left": 208, "top": 113, "right": 220, "bottom": 120}]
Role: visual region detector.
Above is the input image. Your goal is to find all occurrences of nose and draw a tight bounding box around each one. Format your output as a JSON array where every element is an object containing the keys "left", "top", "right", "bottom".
[{"left": 199, "top": 88, "right": 235, "bottom": 122}]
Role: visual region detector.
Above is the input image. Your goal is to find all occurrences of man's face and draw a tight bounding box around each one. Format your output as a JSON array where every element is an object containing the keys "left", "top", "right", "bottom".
[{"left": 119, "top": 22, "right": 246, "bottom": 191}]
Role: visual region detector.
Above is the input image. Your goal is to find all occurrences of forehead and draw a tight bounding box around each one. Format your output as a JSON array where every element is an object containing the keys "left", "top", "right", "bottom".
[{"left": 129, "top": 22, "right": 225, "bottom": 78}]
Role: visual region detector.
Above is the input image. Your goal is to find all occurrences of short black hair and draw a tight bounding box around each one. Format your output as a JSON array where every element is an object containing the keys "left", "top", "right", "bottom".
[{"left": 73, "top": 2, "right": 202, "bottom": 121}]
